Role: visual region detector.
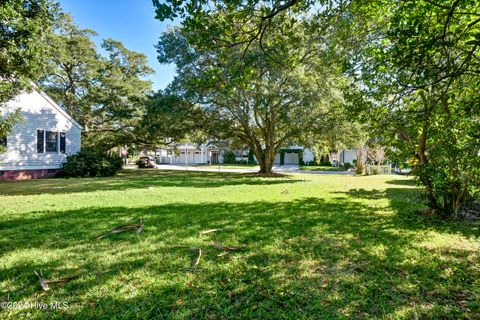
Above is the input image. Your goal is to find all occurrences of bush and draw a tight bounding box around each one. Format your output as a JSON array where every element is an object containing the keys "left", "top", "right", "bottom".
[
  {"left": 59, "top": 150, "right": 123, "bottom": 178},
  {"left": 223, "top": 150, "right": 236, "bottom": 164},
  {"left": 235, "top": 160, "right": 248, "bottom": 165},
  {"left": 343, "top": 162, "right": 353, "bottom": 170}
]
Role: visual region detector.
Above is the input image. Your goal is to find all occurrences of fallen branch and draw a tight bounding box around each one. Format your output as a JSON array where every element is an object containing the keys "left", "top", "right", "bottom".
[
  {"left": 199, "top": 228, "right": 222, "bottom": 235},
  {"left": 191, "top": 248, "right": 202, "bottom": 271},
  {"left": 211, "top": 242, "right": 243, "bottom": 251},
  {"left": 34, "top": 270, "right": 80, "bottom": 291},
  {"left": 97, "top": 219, "right": 144, "bottom": 240}
]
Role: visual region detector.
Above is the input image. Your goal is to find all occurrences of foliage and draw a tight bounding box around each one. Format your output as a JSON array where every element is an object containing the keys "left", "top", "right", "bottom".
[
  {"left": 59, "top": 150, "right": 123, "bottom": 178},
  {"left": 222, "top": 150, "right": 236, "bottom": 164},
  {"left": 348, "top": 0, "right": 480, "bottom": 217},
  {"left": 0, "top": 109, "right": 21, "bottom": 153},
  {"left": 156, "top": 10, "right": 349, "bottom": 174},
  {"left": 343, "top": 162, "right": 352, "bottom": 170},
  {"left": 41, "top": 14, "right": 154, "bottom": 152},
  {"left": 0, "top": 0, "right": 57, "bottom": 138},
  {"left": 135, "top": 91, "right": 204, "bottom": 149}
]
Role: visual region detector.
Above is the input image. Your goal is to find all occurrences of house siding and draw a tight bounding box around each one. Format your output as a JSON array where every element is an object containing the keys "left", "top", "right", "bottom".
[{"left": 0, "top": 89, "right": 82, "bottom": 171}]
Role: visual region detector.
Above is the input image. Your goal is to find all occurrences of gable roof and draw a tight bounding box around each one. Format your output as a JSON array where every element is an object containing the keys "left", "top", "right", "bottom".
[{"left": 30, "top": 83, "right": 83, "bottom": 130}]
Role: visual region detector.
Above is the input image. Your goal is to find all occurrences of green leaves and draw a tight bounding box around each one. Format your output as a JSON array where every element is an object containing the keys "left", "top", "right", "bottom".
[{"left": 40, "top": 14, "right": 153, "bottom": 152}]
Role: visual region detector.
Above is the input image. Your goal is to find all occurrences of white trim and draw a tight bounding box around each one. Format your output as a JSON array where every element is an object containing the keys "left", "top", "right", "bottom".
[{"left": 0, "top": 164, "right": 62, "bottom": 171}]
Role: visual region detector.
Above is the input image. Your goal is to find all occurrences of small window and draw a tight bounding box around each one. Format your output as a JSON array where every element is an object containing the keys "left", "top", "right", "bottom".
[
  {"left": 0, "top": 171, "right": 4, "bottom": 176},
  {"left": 0, "top": 136, "right": 6, "bottom": 148},
  {"left": 46, "top": 131, "right": 58, "bottom": 152},
  {"left": 37, "top": 130, "right": 44, "bottom": 153},
  {"left": 60, "top": 132, "right": 66, "bottom": 153}
]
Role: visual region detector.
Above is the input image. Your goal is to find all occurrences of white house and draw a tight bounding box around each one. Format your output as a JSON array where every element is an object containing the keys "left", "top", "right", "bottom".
[
  {"left": 156, "top": 143, "right": 315, "bottom": 166},
  {"left": 330, "top": 149, "right": 357, "bottom": 166},
  {"left": 0, "top": 88, "right": 82, "bottom": 180},
  {"left": 156, "top": 143, "right": 223, "bottom": 165}
]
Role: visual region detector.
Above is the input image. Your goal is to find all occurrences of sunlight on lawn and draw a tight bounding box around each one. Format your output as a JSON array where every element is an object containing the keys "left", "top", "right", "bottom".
[{"left": 0, "top": 171, "right": 478, "bottom": 319}]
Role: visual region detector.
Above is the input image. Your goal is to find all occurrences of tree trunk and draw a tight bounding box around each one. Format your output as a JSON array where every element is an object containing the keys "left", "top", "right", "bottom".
[
  {"left": 417, "top": 120, "right": 439, "bottom": 212},
  {"left": 254, "top": 145, "right": 275, "bottom": 175}
]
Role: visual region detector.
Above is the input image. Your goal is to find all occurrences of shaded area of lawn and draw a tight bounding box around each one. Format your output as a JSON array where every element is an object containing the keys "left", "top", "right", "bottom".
[
  {"left": 0, "top": 169, "right": 300, "bottom": 196},
  {"left": 0, "top": 173, "right": 478, "bottom": 319},
  {"left": 299, "top": 165, "right": 347, "bottom": 172}
]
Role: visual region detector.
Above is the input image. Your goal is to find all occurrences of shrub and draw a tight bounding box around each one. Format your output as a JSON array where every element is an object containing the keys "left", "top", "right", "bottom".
[
  {"left": 343, "top": 162, "right": 353, "bottom": 170},
  {"left": 59, "top": 150, "right": 123, "bottom": 177},
  {"left": 223, "top": 150, "right": 236, "bottom": 164}
]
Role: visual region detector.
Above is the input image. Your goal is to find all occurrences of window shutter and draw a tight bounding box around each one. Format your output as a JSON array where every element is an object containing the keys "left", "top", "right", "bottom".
[
  {"left": 60, "top": 132, "right": 66, "bottom": 153},
  {"left": 0, "top": 136, "right": 6, "bottom": 147},
  {"left": 37, "top": 130, "right": 44, "bottom": 153}
]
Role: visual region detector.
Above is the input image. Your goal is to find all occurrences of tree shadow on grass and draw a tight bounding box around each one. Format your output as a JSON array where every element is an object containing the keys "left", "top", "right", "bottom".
[
  {"left": 340, "top": 187, "right": 479, "bottom": 239},
  {"left": 1, "top": 193, "right": 479, "bottom": 319},
  {"left": 0, "top": 170, "right": 304, "bottom": 196},
  {"left": 385, "top": 179, "right": 418, "bottom": 186}
]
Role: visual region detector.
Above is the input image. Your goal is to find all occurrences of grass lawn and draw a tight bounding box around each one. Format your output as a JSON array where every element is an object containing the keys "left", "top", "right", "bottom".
[
  {"left": 299, "top": 165, "right": 347, "bottom": 172},
  {"left": 193, "top": 164, "right": 258, "bottom": 169},
  {"left": 0, "top": 170, "right": 478, "bottom": 319}
]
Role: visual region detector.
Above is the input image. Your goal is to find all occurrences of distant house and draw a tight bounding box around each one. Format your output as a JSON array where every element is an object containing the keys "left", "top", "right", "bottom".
[
  {"left": 0, "top": 87, "right": 82, "bottom": 180},
  {"left": 330, "top": 149, "right": 357, "bottom": 166},
  {"left": 156, "top": 143, "right": 222, "bottom": 165},
  {"left": 155, "top": 143, "right": 316, "bottom": 166}
]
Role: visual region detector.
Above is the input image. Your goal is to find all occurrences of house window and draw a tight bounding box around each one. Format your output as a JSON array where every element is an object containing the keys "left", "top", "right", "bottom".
[
  {"left": 37, "top": 130, "right": 45, "bottom": 153},
  {"left": 60, "top": 132, "right": 66, "bottom": 153},
  {"left": 0, "top": 136, "right": 6, "bottom": 148},
  {"left": 46, "top": 131, "right": 58, "bottom": 152}
]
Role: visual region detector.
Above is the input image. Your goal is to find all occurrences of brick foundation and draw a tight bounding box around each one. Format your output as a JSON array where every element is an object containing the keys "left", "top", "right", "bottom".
[{"left": 0, "top": 169, "right": 59, "bottom": 181}]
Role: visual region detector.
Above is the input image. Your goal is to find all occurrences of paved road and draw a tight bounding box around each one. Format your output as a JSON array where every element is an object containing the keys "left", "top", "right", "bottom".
[{"left": 148, "top": 164, "right": 353, "bottom": 175}]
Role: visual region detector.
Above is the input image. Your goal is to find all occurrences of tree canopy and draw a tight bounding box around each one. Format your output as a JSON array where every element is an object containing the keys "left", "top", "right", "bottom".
[
  {"left": 156, "top": 9, "right": 354, "bottom": 173},
  {"left": 0, "top": 0, "right": 58, "bottom": 142},
  {"left": 40, "top": 14, "right": 154, "bottom": 151},
  {"left": 153, "top": 0, "right": 480, "bottom": 216}
]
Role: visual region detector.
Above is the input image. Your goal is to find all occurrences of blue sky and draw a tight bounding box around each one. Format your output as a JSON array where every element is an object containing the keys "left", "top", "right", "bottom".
[{"left": 59, "top": 0, "right": 176, "bottom": 91}]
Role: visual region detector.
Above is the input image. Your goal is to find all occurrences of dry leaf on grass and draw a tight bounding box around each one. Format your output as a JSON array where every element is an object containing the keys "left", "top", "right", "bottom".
[
  {"left": 199, "top": 228, "right": 222, "bottom": 235},
  {"left": 34, "top": 270, "right": 80, "bottom": 291},
  {"left": 97, "top": 219, "right": 144, "bottom": 239},
  {"left": 211, "top": 242, "right": 243, "bottom": 251},
  {"left": 191, "top": 248, "right": 202, "bottom": 270}
]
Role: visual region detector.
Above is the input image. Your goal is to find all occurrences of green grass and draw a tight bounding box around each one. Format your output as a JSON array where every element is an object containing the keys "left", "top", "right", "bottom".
[
  {"left": 193, "top": 164, "right": 258, "bottom": 169},
  {"left": 0, "top": 170, "right": 478, "bottom": 319},
  {"left": 299, "top": 165, "right": 347, "bottom": 172}
]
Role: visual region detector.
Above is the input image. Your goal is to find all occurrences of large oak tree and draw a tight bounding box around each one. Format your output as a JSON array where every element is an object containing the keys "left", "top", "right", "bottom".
[
  {"left": 157, "top": 11, "right": 349, "bottom": 174},
  {"left": 41, "top": 14, "right": 154, "bottom": 151}
]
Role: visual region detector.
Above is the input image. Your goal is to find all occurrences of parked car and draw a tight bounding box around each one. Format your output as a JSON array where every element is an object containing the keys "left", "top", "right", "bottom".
[{"left": 136, "top": 156, "right": 156, "bottom": 168}]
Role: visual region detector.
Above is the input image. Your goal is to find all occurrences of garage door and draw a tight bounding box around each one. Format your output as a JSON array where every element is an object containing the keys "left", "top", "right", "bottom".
[{"left": 284, "top": 153, "right": 299, "bottom": 165}]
